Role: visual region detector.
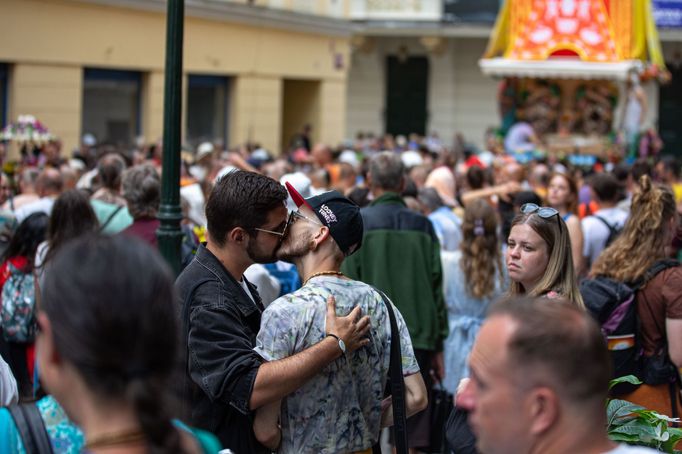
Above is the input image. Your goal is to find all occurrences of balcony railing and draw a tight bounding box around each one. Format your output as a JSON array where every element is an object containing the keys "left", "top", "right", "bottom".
[
  {"left": 210, "top": 0, "right": 442, "bottom": 20},
  {"left": 350, "top": 0, "right": 441, "bottom": 21}
]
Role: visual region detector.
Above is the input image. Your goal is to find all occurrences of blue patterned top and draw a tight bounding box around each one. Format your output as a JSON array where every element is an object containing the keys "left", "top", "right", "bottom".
[
  {"left": 0, "top": 396, "right": 221, "bottom": 453},
  {"left": 0, "top": 395, "right": 84, "bottom": 453},
  {"left": 441, "top": 250, "right": 507, "bottom": 394},
  {"left": 254, "top": 276, "right": 420, "bottom": 454}
]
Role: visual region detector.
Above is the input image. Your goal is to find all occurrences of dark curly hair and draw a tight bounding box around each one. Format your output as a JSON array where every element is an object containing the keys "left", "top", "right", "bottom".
[{"left": 205, "top": 170, "right": 287, "bottom": 246}]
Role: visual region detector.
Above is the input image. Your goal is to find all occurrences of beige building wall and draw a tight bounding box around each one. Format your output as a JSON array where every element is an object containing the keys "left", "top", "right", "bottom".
[
  {"left": 0, "top": 0, "right": 350, "bottom": 154},
  {"left": 345, "top": 37, "right": 499, "bottom": 149},
  {"left": 450, "top": 38, "right": 498, "bottom": 147},
  {"left": 9, "top": 64, "right": 82, "bottom": 159},
  {"left": 318, "top": 79, "right": 347, "bottom": 146},
  {"left": 231, "top": 75, "right": 283, "bottom": 152},
  {"left": 281, "top": 79, "right": 321, "bottom": 149}
]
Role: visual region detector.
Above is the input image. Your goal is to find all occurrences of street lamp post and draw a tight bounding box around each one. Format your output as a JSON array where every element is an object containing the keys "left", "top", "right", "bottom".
[{"left": 157, "top": 0, "right": 185, "bottom": 275}]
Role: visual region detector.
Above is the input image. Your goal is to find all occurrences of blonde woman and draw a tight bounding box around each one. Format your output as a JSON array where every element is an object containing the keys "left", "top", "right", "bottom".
[
  {"left": 507, "top": 203, "right": 585, "bottom": 308},
  {"left": 441, "top": 199, "right": 506, "bottom": 394},
  {"left": 590, "top": 176, "right": 682, "bottom": 417}
]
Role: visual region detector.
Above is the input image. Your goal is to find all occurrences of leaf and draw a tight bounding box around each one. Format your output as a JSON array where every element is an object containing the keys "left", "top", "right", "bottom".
[
  {"left": 607, "top": 399, "right": 645, "bottom": 426},
  {"left": 610, "top": 422, "right": 658, "bottom": 437},
  {"left": 609, "top": 375, "right": 643, "bottom": 390},
  {"left": 608, "top": 432, "right": 640, "bottom": 443}
]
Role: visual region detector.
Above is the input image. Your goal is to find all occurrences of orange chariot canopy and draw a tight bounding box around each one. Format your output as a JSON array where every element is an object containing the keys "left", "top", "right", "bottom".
[{"left": 480, "top": 0, "right": 668, "bottom": 81}]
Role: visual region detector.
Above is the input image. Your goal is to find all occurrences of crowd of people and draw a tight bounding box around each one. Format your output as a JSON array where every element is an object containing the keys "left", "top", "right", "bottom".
[{"left": 0, "top": 129, "right": 678, "bottom": 454}]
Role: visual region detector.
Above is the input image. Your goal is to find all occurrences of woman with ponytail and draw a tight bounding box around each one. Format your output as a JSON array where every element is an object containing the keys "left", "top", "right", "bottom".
[
  {"left": 441, "top": 199, "right": 506, "bottom": 395},
  {"left": 590, "top": 175, "right": 682, "bottom": 417},
  {"left": 28, "top": 235, "right": 220, "bottom": 453}
]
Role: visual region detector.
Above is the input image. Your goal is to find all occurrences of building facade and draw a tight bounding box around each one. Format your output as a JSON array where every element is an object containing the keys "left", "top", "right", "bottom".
[{"left": 1, "top": 0, "right": 681, "bottom": 154}]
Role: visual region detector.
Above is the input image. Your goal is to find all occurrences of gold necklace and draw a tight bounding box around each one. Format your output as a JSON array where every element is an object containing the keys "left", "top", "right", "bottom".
[
  {"left": 303, "top": 270, "right": 346, "bottom": 286},
  {"left": 84, "top": 429, "right": 146, "bottom": 450}
]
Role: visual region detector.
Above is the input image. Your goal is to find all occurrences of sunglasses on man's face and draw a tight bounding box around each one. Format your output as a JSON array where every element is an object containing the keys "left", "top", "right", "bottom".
[{"left": 253, "top": 219, "right": 289, "bottom": 238}]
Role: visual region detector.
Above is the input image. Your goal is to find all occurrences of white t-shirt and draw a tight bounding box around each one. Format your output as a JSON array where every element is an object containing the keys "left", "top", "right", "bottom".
[
  {"left": 582, "top": 206, "right": 629, "bottom": 268},
  {"left": 244, "top": 264, "right": 280, "bottom": 307},
  {"left": 15, "top": 197, "right": 55, "bottom": 223},
  {"left": 0, "top": 353, "right": 18, "bottom": 406},
  {"left": 604, "top": 443, "right": 660, "bottom": 453}
]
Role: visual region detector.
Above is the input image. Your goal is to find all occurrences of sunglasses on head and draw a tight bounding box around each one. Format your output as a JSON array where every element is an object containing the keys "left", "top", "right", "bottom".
[{"left": 520, "top": 203, "right": 562, "bottom": 231}]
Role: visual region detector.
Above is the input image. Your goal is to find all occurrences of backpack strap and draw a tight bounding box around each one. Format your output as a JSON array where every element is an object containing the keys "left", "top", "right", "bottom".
[
  {"left": 98, "top": 205, "right": 124, "bottom": 233},
  {"left": 594, "top": 215, "right": 619, "bottom": 238},
  {"left": 372, "top": 286, "right": 409, "bottom": 454},
  {"left": 8, "top": 403, "right": 53, "bottom": 454},
  {"left": 631, "top": 259, "right": 679, "bottom": 291}
]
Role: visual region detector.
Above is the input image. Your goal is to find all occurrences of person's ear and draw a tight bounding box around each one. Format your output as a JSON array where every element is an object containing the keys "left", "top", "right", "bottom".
[
  {"left": 228, "top": 227, "right": 248, "bottom": 244},
  {"left": 527, "top": 387, "right": 559, "bottom": 436},
  {"left": 310, "top": 226, "right": 331, "bottom": 251}
]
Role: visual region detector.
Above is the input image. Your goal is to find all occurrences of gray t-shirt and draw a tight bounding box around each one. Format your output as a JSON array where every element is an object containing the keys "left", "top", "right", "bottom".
[{"left": 254, "top": 276, "right": 419, "bottom": 454}]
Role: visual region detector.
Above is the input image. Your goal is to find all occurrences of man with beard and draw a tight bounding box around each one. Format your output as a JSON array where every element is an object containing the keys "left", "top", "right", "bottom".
[
  {"left": 176, "top": 171, "right": 371, "bottom": 453},
  {"left": 251, "top": 183, "right": 427, "bottom": 453}
]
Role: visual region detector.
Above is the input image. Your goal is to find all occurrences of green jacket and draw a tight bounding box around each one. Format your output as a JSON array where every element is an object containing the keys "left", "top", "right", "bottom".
[{"left": 342, "top": 192, "right": 447, "bottom": 351}]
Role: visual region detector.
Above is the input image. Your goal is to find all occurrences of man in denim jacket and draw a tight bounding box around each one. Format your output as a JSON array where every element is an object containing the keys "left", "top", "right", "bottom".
[{"left": 176, "top": 170, "right": 370, "bottom": 453}]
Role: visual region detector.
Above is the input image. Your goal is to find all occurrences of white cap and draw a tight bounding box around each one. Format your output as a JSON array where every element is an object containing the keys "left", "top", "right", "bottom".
[
  {"left": 196, "top": 142, "right": 214, "bottom": 161},
  {"left": 338, "top": 150, "right": 359, "bottom": 168},
  {"left": 401, "top": 150, "right": 423, "bottom": 169}
]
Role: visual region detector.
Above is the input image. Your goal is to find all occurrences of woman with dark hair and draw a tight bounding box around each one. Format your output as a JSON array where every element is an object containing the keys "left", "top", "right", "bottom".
[
  {"left": 12, "top": 235, "right": 219, "bottom": 453},
  {"left": 0, "top": 212, "right": 48, "bottom": 398},
  {"left": 441, "top": 199, "right": 506, "bottom": 395},
  {"left": 507, "top": 203, "right": 584, "bottom": 308},
  {"left": 590, "top": 175, "right": 682, "bottom": 418},
  {"left": 35, "top": 189, "right": 99, "bottom": 285}
]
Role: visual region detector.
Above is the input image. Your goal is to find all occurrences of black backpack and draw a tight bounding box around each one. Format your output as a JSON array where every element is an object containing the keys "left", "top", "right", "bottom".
[
  {"left": 593, "top": 215, "right": 623, "bottom": 248},
  {"left": 580, "top": 259, "right": 679, "bottom": 395}
]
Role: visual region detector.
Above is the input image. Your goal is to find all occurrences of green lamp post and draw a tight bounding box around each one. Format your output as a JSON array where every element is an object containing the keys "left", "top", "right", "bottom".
[{"left": 156, "top": 0, "right": 185, "bottom": 275}]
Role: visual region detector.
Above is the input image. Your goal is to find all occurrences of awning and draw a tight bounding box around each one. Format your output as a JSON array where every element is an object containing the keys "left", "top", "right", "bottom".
[{"left": 479, "top": 58, "right": 644, "bottom": 81}]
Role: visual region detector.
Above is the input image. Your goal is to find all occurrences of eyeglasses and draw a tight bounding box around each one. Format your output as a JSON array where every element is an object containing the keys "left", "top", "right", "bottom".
[
  {"left": 253, "top": 219, "right": 288, "bottom": 238},
  {"left": 520, "top": 203, "right": 562, "bottom": 231},
  {"left": 290, "top": 210, "right": 323, "bottom": 227}
]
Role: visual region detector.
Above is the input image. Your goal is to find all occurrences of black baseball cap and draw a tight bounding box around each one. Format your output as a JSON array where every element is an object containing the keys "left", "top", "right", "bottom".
[{"left": 285, "top": 182, "right": 364, "bottom": 256}]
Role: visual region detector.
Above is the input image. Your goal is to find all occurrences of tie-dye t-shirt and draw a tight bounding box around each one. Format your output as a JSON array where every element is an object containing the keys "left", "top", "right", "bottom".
[{"left": 254, "top": 275, "right": 419, "bottom": 454}]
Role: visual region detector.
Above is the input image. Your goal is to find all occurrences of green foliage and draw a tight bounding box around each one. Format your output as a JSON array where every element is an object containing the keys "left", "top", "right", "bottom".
[{"left": 606, "top": 376, "right": 682, "bottom": 453}]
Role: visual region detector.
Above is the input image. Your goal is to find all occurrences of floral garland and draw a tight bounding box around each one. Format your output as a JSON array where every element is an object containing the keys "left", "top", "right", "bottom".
[{"left": 0, "top": 114, "right": 55, "bottom": 146}]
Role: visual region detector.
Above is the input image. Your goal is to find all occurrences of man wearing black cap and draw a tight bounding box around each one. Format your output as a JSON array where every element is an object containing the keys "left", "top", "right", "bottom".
[
  {"left": 252, "top": 184, "right": 427, "bottom": 453},
  {"left": 176, "top": 171, "right": 371, "bottom": 454}
]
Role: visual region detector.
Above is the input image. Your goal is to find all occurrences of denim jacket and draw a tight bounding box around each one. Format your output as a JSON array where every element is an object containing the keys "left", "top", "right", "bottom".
[{"left": 175, "top": 244, "right": 268, "bottom": 453}]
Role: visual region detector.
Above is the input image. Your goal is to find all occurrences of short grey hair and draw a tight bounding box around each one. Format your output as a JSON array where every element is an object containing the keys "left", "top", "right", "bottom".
[
  {"left": 369, "top": 151, "right": 404, "bottom": 192},
  {"left": 417, "top": 187, "right": 443, "bottom": 212},
  {"left": 122, "top": 164, "right": 160, "bottom": 219}
]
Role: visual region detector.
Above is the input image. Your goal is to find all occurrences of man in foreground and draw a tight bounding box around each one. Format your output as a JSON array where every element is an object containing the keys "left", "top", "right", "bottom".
[
  {"left": 457, "top": 296, "right": 658, "bottom": 454},
  {"left": 253, "top": 184, "right": 427, "bottom": 453}
]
